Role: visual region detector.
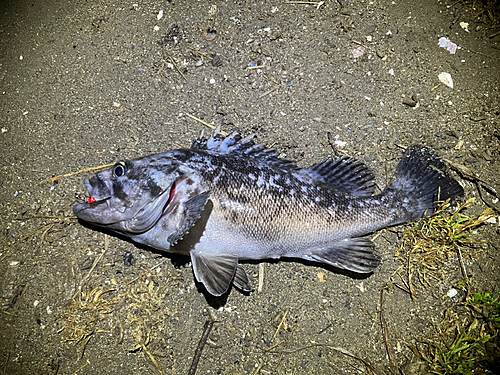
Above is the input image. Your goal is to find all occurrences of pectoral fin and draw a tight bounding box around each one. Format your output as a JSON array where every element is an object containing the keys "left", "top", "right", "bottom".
[
  {"left": 190, "top": 250, "right": 243, "bottom": 296},
  {"left": 307, "top": 237, "right": 381, "bottom": 273},
  {"left": 167, "top": 190, "right": 211, "bottom": 245}
]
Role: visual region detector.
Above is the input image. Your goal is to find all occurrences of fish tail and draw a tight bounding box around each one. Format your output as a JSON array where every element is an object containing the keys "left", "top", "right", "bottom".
[{"left": 385, "top": 145, "right": 464, "bottom": 223}]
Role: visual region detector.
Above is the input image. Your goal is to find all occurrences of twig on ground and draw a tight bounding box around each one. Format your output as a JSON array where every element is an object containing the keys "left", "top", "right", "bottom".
[
  {"left": 188, "top": 320, "right": 215, "bottom": 375},
  {"left": 379, "top": 289, "right": 399, "bottom": 374},
  {"left": 169, "top": 56, "right": 187, "bottom": 82},
  {"left": 269, "top": 343, "right": 379, "bottom": 374}
]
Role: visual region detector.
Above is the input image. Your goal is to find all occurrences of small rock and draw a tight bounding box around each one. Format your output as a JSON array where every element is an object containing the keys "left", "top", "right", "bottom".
[
  {"left": 211, "top": 55, "right": 222, "bottom": 67},
  {"left": 402, "top": 97, "right": 417, "bottom": 107}
]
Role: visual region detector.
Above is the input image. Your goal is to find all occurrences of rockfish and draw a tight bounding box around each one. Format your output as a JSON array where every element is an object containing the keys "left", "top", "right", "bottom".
[{"left": 73, "top": 127, "right": 463, "bottom": 296}]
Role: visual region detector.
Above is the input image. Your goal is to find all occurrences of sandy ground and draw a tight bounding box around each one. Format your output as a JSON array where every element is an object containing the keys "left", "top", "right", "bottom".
[{"left": 1, "top": 0, "right": 499, "bottom": 374}]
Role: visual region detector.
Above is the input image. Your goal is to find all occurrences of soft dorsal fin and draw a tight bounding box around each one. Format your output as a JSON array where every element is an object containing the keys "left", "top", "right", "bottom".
[
  {"left": 191, "top": 126, "right": 300, "bottom": 171},
  {"left": 304, "top": 156, "right": 376, "bottom": 197}
]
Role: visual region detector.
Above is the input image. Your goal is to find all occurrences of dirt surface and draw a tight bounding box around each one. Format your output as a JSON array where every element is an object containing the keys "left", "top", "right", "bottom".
[{"left": 1, "top": 0, "right": 500, "bottom": 374}]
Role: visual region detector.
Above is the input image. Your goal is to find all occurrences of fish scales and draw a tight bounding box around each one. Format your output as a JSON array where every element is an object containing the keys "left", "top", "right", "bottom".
[
  {"left": 74, "top": 127, "right": 464, "bottom": 296},
  {"left": 191, "top": 152, "right": 383, "bottom": 248}
]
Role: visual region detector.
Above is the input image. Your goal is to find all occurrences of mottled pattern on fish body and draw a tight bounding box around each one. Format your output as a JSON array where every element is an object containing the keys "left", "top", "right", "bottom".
[
  {"left": 174, "top": 150, "right": 388, "bottom": 258},
  {"left": 74, "top": 127, "right": 463, "bottom": 296}
]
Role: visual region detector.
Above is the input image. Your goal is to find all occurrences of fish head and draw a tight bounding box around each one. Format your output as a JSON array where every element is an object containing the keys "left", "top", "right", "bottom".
[{"left": 73, "top": 154, "right": 189, "bottom": 235}]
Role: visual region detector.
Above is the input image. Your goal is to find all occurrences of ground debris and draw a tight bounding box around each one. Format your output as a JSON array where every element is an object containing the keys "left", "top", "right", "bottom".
[
  {"left": 59, "top": 260, "right": 173, "bottom": 373},
  {"left": 59, "top": 286, "right": 117, "bottom": 345},
  {"left": 394, "top": 198, "right": 494, "bottom": 300},
  {"left": 14, "top": 213, "right": 77, "bottom": 244},
  {"left": 379, "top": 288, "right": 399, "bottom": 374},
  {"left": 409, "top": 291, "right": 500, "bottom": 374}
]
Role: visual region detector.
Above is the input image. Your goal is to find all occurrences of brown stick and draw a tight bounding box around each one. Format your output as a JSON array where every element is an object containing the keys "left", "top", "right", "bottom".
[{"left": 188, "top": 320, "right": 215, "bottom": 375}]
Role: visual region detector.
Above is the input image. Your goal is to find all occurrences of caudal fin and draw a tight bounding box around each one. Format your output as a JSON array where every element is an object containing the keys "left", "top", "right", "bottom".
[{"left": 386, "top": 145, "right": 464, "bottom": 222}]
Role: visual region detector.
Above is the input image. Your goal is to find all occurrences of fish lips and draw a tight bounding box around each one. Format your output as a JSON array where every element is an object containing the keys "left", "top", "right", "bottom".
[
  {"left": 73, "top": 176, "right": 113, "bottom": 222},
  {"left": 86, "top": 175, "right": 112, "bottom": 201}
]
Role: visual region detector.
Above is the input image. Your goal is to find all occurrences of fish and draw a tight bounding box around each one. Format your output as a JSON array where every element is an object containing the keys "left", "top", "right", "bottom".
[{"left": 73, "top": 127, "right": 464, "bottom": 296}]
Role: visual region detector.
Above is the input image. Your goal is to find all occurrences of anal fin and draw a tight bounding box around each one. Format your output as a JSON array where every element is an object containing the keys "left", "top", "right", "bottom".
[{"left": 308, "top": 237, "right": 380, "bottom": 273}]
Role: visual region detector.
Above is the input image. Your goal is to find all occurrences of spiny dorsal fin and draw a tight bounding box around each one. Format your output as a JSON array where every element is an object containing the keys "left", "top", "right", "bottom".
[
  {"left": 304, "top": 156, "right": 376, "bottom": 197},
  {"left": 191, "top": 125, "right": 300, "bottom": 171}
]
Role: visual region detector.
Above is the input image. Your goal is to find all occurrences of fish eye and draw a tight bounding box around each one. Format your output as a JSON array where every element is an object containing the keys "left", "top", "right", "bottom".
[{"left": 113, "top": 161, "right": 128, "bottom": 177}]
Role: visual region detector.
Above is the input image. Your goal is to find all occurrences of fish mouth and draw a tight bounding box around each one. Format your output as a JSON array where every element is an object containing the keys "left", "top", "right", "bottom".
[
  {"left": 73, "top": 173, "right": 184, "bottom": 233},
  {"left": 73, "top": 176, "right": 112, "bottom": 219},
  {"left": 84, "top": 176, "right": 112, "bottom": 202}
]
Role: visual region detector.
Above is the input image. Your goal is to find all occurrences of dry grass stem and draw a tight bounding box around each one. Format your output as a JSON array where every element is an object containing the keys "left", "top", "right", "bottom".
[
  {"left": 270, "top": 343, "right": 379, "bottom": 374},
  {"left": 394, "top": 198, "right": 494, "bottom": 296},
  {"left": 70, "top": 360, "right": 90, "bottom": 375},
  {"left": 379, "top": 289, "right": 399, "bottom": 374},
  {"left": 15, "top": 214, "right": 77, "bottom": 244},
  {"left": 142, "top": 342, "right": 164, "bottom": 375},
  {"left": 259, "top": 86, "right": 278, "bottom": 98},
  {"left": 169, "top": 56, "right": 187, "bottom": 82},
  {"left": 273, "top": 310, "right": 289, "bottom": 339},
  {"left": 39, "top": 163, "right": 114, "bottom": 185},
  {"left": 184, "top": 113, "right": 228, "bottom": 136},
  {"left": 258, "top": 263, "right": 265, "bottom": 293}
]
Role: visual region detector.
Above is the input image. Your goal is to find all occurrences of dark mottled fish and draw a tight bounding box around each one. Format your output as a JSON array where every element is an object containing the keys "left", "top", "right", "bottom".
[{"left": 73, "top": 127, "right": 463, "bottom": 296}]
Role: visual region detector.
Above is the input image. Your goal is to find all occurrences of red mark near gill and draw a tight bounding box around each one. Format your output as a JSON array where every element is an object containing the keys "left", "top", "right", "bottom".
[
  {"left": 166, "top": 182, "right": 176, "bottom": 208},
  {"left": 87, "top": 197, "right": 96, "bottom": 204},
  {"left": 160, "top": 182, "right": 177, "bottom": 217}
]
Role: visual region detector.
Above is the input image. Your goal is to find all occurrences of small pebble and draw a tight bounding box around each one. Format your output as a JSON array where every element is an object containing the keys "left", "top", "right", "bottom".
[{"left": 402, "top": 97, "right": 417, "bottom": 107}]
